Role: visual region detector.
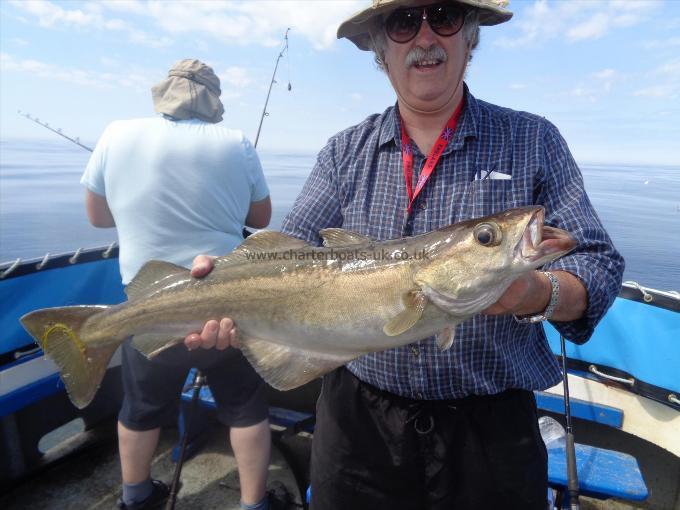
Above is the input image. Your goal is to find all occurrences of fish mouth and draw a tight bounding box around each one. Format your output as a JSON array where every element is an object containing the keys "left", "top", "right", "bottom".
[{"left": 516, "top": 208, "right": 576, "bottom": 264}]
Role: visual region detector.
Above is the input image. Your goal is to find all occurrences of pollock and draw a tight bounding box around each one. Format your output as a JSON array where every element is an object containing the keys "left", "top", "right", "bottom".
[{"left": 21, "top": 206, "right": 575, "bottom": 409}]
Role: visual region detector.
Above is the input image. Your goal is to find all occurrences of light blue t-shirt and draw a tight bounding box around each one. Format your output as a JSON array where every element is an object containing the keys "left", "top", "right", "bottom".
[{"left": 81, "top": 117, "right": 269, "bottom": 284}]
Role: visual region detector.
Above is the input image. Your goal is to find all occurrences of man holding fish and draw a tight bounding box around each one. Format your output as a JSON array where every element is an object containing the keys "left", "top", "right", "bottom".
[{"left": 185, "top": 1, "right": 624, "bottom": 508}]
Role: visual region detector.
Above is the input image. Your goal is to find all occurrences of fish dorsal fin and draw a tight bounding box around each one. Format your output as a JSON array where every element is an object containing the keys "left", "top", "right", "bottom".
[
  {"left": 383, "top": 290, "right": 428, "bottom": 337},
  {"left": 319, "top": 228, "right": 371, "bottom": 247},
  {"left": 125, "top": 260, "right": 190, "bottom": 301},
  {"left": 213, "top": 231, "right": 312, "bottom": 270},
  {"left": 131, "top": 334, "right": 184, "bottom": 358},
  {"left": 240, "top": 336, "right": 358, "bottom": 391}
]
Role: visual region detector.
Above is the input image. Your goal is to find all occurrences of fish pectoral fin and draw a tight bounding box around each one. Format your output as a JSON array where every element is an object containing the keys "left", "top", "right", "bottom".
[
  {"left": 126, "top": 261, "right": 190, "bottom": 301},
  {"left": 240, "top": 337, "right": 356, "bottom": 391},
  {"left": 436, "top": 324, "right": 460, "bottom": 351},
  {"left": 383, "top": 291, "right": 427, "bottom": 337},
  {"left": 131, "top": 334, "right": 184, "bottom": 358},
  {"left": 319, "top": 228, "right": 372, "bottom": 247}
]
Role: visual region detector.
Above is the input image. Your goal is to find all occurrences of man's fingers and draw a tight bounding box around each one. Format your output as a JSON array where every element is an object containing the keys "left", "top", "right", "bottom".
[
  {"left": 216, "top": 318, "right": 238, "bottom": 350},
  {"left": 184, "top": 318, "right": 238, "bottom": 351},
  {"left": 190, "top": 254, "right": 216, "bottom": 278},
  {"left": 199, "top": 319, "right": 220, "bottom": 349},
  {"left": 184, "top": 333, "right": 203, "bottom": 350}
]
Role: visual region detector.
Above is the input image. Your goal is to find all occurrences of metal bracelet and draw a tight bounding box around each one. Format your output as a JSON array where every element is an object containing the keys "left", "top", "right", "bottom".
[
  {"left": 541, "top": 271, "right": 560, "bottom": 320},
  {"left": 513, "top": 271, "right": 559, "bottom": 324}
]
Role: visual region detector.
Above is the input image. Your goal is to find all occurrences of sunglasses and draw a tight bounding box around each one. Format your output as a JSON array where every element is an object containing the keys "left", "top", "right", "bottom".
[{"left": 384, "top": 2, "right": 468, "bottom": 44}]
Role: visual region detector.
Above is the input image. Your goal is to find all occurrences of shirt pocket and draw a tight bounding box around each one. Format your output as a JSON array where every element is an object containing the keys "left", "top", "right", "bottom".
[{"left": 459, "top": 179, "right": 530, "bottom": 219}]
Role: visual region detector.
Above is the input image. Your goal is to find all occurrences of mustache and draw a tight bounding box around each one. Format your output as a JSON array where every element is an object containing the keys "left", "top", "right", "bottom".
[{"left": 405, "top": 45, "right": 448, "bottom": 68}]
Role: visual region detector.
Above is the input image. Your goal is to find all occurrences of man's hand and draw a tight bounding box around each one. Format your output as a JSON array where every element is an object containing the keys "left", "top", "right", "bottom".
[
  {"left": 482, "top": 271, "right": 551, "bottom": 316},
  {"left": 184, "top": 255, "right": 240, "bottom": 351},
  {"left": 483, "top": 270, "right": 587, "bottom": 322}
]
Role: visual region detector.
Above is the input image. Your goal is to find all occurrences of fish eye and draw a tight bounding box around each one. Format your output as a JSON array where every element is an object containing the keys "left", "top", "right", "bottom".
[{"left": 473, "top": 222, "right": 501, "bottom": 247}]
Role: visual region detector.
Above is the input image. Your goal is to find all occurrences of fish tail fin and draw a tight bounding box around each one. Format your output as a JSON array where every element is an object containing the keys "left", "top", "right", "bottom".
[{"left": 20, "top": 306, "right": 119, "bottom": 409}]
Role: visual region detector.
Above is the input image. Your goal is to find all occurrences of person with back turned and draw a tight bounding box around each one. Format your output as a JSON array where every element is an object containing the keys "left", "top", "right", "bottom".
[
  {"left": 81, "top": 59, "right": 288, "bottom": 510},
  {"left": 183, "top": 2, "right": 624, "bottom": 509}
]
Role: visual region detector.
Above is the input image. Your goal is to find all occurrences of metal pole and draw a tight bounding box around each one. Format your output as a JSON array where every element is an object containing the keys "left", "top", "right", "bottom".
[
  {"left": 165, "top": 369, "right": 205, "bottom": 510},
  {"left": 254, "top": 28, "right": 290, "bottom": 148},
  {"left": 560, "top": 334, "right": 580, "bottom": 510}
]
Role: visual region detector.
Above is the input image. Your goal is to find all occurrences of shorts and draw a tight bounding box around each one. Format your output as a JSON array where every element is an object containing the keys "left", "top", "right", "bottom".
[
  {"left": 118, "top": 339, "right": 269, "bottom": 431},
  {"left": 310, "top": 367, "right": 548, "bottom": 510}
]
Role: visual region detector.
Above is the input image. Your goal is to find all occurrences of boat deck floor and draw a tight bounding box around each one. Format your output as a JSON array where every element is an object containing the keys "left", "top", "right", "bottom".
[
  {"left": 1, "top": 426, "right": 307, "bottom": 509},
  {"left": 0, "top": 424, "right": 650, "bottom": 510}
]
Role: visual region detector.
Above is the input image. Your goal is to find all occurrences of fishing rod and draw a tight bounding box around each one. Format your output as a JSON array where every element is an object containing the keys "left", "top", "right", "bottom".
[
  {"left": 254, "top": 28, "right": 292, "bottom": 148},
  {"left": 17, "top": 110, "right": 93, "bottom": 152},
  {"left": 165, "top": 369, "right": 205, "bottom": 510},
  {"left": 560, "top": 333, "right": 580, "bottom": 509}
]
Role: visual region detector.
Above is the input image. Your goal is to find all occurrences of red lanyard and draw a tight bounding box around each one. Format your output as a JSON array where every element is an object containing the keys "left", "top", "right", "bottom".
[{"left": 400, "top": 99, "right": 464, "bottom": 215}]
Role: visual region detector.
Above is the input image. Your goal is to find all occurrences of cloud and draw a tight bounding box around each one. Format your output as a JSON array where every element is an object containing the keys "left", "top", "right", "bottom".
[
  {"left": 0, "top": 52, "right": 150, "bottom": 90},
  {"left": 633, "top": 58, "right": 680, "bottom": 99},
  {"left": 135, "top": 0, "right": 363, "bottom": 50},
  {"left": 8, "top": 0, "right": 363, "bottom": 51},
  {"left": 99, "top": 0, "right": 148, "bottom": 16},
  {"left": 9, "top": 0, "right": 98, "bottom": 28},
  {"left": 567, "top": 68, "right": 622, "bottom": 102},
  {"left": 566, "top": 12, "right": 610, "bottom": 41},
  {"left": 100, "top": 56, "right": 120, "bottom": 67},
  {"left": 8, "top": 0, "right": 172, "bottom": 48},
  {"left": 219, "top": 67, "right": 253, "bottom": 88},
  {"left": 497, "top": 0, "right": 662, "bottom": 47},
  {"left": 632, "top": 85, "right": 675, "bottom": 98},
  {"left": 641, "top": 37, "right": 680, "bottom": 49}
]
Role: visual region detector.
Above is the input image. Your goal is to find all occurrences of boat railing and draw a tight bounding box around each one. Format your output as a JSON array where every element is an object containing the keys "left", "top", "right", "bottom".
[
  {"left": 0, "top": 242, "right": 118, "bottom": 280},
  {"left": 621, "top": 280, "right": 680, "bottom": 311}
]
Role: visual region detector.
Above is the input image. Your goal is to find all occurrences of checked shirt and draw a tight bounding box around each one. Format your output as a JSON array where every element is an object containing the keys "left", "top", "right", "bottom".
[{"left": 280, "top": 86, "right": 624, "bottom": 400}]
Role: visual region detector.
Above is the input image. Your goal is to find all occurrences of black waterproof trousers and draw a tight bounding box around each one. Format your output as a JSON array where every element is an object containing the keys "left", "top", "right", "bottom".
[{"left": 310, "top": 368, "right": 548, "bottom": 510}]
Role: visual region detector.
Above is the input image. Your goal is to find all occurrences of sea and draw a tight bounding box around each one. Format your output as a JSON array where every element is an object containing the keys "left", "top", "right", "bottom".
[{"left": 1, "top": 138, "right": 679, "bottom": 291}]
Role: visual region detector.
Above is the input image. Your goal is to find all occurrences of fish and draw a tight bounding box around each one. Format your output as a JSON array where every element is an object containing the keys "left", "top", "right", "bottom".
[{"left": 20, "top": 206, "right": 576, "bottom": 409}]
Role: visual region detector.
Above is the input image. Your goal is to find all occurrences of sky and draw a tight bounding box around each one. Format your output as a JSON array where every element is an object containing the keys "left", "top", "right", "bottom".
[{"left": 1, "top": 0, "right": 679, "bottom": 166}]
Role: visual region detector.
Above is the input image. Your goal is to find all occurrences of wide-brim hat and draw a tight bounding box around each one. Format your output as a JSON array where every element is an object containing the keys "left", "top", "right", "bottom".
[
  {"left": 151, "top": 59, "right": 225, "bottom": 123},
  {"left": 338, "top": 0, "right": 513, "bottom": 51}
]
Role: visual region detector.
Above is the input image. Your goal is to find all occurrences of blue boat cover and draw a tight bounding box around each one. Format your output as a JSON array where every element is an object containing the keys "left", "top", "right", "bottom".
[
  {"left": 0, "top": 259, "right": 126, "bottom": 356},
  {"left": 545, "top": 297, "right": 679, "bottom": 394}
]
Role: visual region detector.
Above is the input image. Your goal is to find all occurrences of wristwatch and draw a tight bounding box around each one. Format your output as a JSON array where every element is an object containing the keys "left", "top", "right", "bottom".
[{"left": 513, "top": 271, "right": 559, "bottom": 324}]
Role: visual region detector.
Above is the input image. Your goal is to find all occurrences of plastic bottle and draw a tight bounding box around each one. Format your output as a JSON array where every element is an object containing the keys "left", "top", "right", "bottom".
[{"left": 538, "top": 415, "right": 566, "bottom": 450}]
